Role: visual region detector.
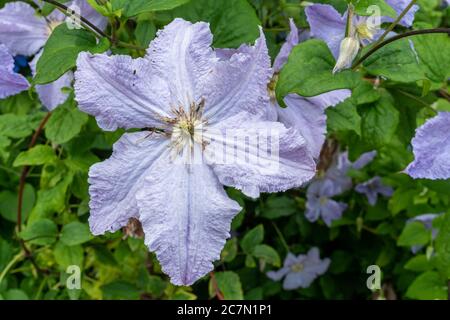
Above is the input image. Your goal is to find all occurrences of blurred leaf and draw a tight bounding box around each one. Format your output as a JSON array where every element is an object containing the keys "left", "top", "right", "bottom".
[
  {"left": 0, "top": 184, "right": 35, "bottom": 223},
  {"left": 397, "top": 222, "right": 431, "bottom": 247},
  {"left": 122, "top": 0, "right": 191, "bottom": 16},
  {"left": 101, "top": 281, "right": 140, "bottom": 300},
  {"left": 241, "top": 224, "right": 264, "bottom": 254},
  {"left": 435, "top": 211, "right": 450, "bottom": 278},
  {"left": 60, "top": 221, "right": 93, "bottom": 246},
  {"left": 0, "top": 114, "right": 32, "bottom": 139},
  {"left": 252, "top": 244, "right": 280, "bottom": 267},
  {"left": 221, "top": 238, "right": 238, "bottom": 263},
  {"left": 209, "top": 271, "right": 243, "bottom": 300},
  {"left": 53, "top": 241, "right": 84, "bottom": 270},
  {"left": 13, "top": 145, "right": 57, "bottom": 167},
  {"left": 406, "top": 271, "right": 448, "bottom": 300},
  {"left": 19, "top": 219, "right": 58, "bottom": 245}
]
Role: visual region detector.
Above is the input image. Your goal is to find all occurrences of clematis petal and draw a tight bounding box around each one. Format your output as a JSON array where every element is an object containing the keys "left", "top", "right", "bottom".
[
  {"left": 0, "top": 44, "right": 30, "bottom": 99},
  {"left": 352, "top": 150, "right": 377, "bottom": 170},
  {"left": 71, "top": 0, "right": 108, "bottom": 31},
  {"left": 321, "top": 199, "right": 347, "bottom": 227},
  {"left": 406, "top": 112, "right": 450, "bottom": 179},
  {"left": 146, "top": 18, "right": 217, "bottom": 108},
  {"left": 283, "top": 272, "right": 313, "bottom": 290},
  {"left": 278, "top": 91, "right": 350, "bottom": 160},
  {"left": 0, "top": 2, "right": 49, "bottom": 56},
  {"left": 30, "top": 51, "right": 72, "bottom": 110},
  {"left": 273, "top": 19, "right": 299, "bottom": 73},
  {"left": 267, "top": 267, "right": 290, "bottom": 282},
  {"left": 88, "top": 132, "right": 170, "bottom": 235},
  {"left": 75, "top": 52, "right": 172, "bottom": 131},
  {"left": 136, "top": 149, "right": 241, "bottom": 286},
  {"left": 305, "top": 4, "right": 347, "bottom": 59},
  {"left": 383, "top": 0, "right": 419, "bottom": 27},
  {"left": 206, "top": 121, "right": 316, "bottom": 198},
  {"left": 203, "top": 28, "right": 273, "bottom": 124}
]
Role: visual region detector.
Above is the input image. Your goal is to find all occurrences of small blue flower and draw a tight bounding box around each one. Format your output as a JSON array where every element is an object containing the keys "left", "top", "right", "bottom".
[
  {"left": 355, "top": 176, "right": 394, "bottom": 206},
  {"left": 267, "top": 248, "right": 331, "bottom": 290}
]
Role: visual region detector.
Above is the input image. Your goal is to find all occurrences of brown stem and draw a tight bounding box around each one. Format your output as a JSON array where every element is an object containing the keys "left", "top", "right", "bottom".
[
  {"left": 209, "top": 272, "right": 224, "bottom": 300},
  {"left": 17, "top": 112, "right": 52, "bottom": 232}
]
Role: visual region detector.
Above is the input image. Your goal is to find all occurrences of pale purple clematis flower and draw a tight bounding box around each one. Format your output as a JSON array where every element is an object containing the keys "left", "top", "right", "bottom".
[
  {"left": 355, "top": 176, "right": 394, "bottom": 206},
  {"left": 0, "top": 44, "right": 30, "bottom": 99},
  {"left": 305, "top": 150, "right": 377, "bottom": 226},
  {"left": 267, "top": 248, "right": 330, "bottom": 290},
  {"left": 74, "top": 18, "right": 317, "bottom": 286},
  {"left": 269, "top": 19, "right": 351, "bottom": 159},
  {"left": 0, "top": 1, "right": 106, "bottom": 110},
  {"left": 406, "top": 112, "right": 450, "bottom": 180},
  {"left": 305, "top": 2, "right": 419, "bottom": 71},
  {"left": 408, "top": 214, "right": 442, "bottom": 254},
  {"left": 305, "top": 179, "right": 348, "bottom": 226}
]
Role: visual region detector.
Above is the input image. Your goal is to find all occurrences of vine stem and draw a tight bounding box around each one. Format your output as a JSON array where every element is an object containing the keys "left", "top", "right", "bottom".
[
  {"left": 376, "top": 0, "right": 418, "bottom": 44},
  {"left": 17, "top": 112, "right": 52, "bottom": 232},
  {"left": 0, "top": 252, "right": 25, "bottom": 286},
  {"left": 39, "top": 0, "right": 145, "bottom": 51},
  {"left": 209, "top": 272, "right": 225, "bottom": 300},
  {"left": 351, "top": 28, "right": 450, "bottom": 70}
]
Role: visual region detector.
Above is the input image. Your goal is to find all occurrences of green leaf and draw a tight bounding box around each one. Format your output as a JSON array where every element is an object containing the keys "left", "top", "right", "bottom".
[
  {"left": 397, "top": 221, "right": 431, "bottom": 247},
  {"left": 60, "top": 221, "right": 93, "bottom": 246},
  {"left": 135, "top": 19, "right": 156, "bottom": 48},
  {"left": 53, "top": 241, "right": 84, "bottom": 269},
  {"left": 123, "top": 0, "right": 191, "bottom": 16},
  {"left": 209, "top": 271, "right": 243, "bottom": 300},
  {"left": 0, "top": 114, "right": 32, "bottom": 139},
  {"left": 261, "top": 195, "right": 297, "bottom": 219},
  {"left": 406, "top": 271, "right": 448, "bottom": 300},
  {"left": 0, "top": 184, "right": 35, "bottom": 223},
  {"left": 327, "top": 100, "right": 362, "bottom": 135},
  {"left": 19, "top": 219, "right": 58, "bottom": 245},
  {"left": 241, "top": 224, "right": 264, "bottom": 254},
  {"left": 360, "top": 93, "right": 399, "bottom": 148},
  {"left": 13, "top": 145, "right": 57, "bottom": 167},
  {"left": 34, "top": 24, "right": 109, "bottom": 84},
  {"left": 252, "top": 244, "right": 281, "bottom": 267},
  {"left": 276, "top": 39, "right": 360, "bottom": 106},
  {"left": 354, "top": 0, "right": 396, "bottom": 18},
  {"left": 413, "top": 34, "right": 450, "bottom": 84},
  {"left": 435, "top": 211, "right": 450, "bottom": 278},
  {"left": 45, "top": 100, "right": 89, "bottom": 144},
  {"left": 101, "top": 281, "right": 140, "bottom": 300},
  {"left": 363, "top": 39, "right": 425, "bottom": 83},
  {"left": 3, "top": 289, "right": 29, "bottom": 300},
  {"left": 404, "top": 255, "right": 433, "bottom": 272},
  {"left": 221, "top": 238, "right": 238, "bottom": 263},
  {"left": 171, "top": 0, "right": 260, "bottom": 48}
]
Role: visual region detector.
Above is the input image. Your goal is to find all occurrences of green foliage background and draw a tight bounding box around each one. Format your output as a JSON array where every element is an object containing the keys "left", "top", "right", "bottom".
[{"left": 0, "top": 0, "right": 449, "bottom": 300}]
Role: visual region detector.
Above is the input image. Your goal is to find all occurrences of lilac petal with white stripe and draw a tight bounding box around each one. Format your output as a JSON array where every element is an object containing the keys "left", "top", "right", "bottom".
[
  {"left": 305, "top": 4, "right": 346, "bottom": 59},
  {"left": 75, "top": 53, "right": 172, "bottom": 131},
  {"left": 206, "top": 121, "right": 316, "bottom": 199},
  {"left": 0, "top": 2, "right": 48, "bottom": 56},
  {"left": 406, "top": 112, "right": 450, "bottom": 179},
  {"left": 136, "top": 147, "right": 241, "bottom": 286},
  {"left": 88, "top": 132, "right": 171, "bottom": 235},
  {"left": 0, "top": 44, "right": 30, "bottom": 99}
]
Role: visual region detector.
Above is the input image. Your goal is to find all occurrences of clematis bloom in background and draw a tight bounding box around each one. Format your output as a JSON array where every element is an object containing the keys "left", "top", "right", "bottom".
[
  {"left": 267, "top": 247, "right": 330, "bottom": 290},
  {"left": 305, "top": 1, "right": 419, "bottom": 72},
  {"left": 0, "top": 44, "right": 30, "bottom": 99},
  {"left": 406, "top": 112, "right": 450, "bottom": 180},
  {"left": 0, "top": 0, "right": 106, "bottom": 108},
  {"left": 74, "top": 18, "right": 317, "bottom": 285},
  {"left": 268, "top": 19, "right": 351, "bottom": 160},
  {"left": 355, "top": 176, "right": 394, "bottom": 206}
]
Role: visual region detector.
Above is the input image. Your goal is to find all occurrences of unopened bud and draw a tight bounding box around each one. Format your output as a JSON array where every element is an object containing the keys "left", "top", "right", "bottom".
[{"left": 333, "top": 37, "right": 360, "bottom": 73}]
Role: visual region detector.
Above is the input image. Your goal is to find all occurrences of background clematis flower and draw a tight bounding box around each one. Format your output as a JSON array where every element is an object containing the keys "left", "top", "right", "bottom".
[
  {"left": 305, "top": 150, "right": 377, "bottom": 226},
  {"left": 268, "top": 19, "right": 351, "bottom": 160},
  {"left": 74, "top": 18, "right": 317, "bottom": 286},
  {"left": 355, "top": 176, "right": 394, "bottom": 206},
  {"left": 305, "top": 1, "right": 419, "bottom": 70},
  {"left": 267, "top": 247, "right": 330, "bottom": 290},
  {"left": 0, "top": 44, "right": 30, "bottom": 99},
  {"left": 406, "top": 112, "right": 450, "bottom": 180},
  {"left": 407, "top": 214, "right": 442, "bottom": 254},
  {"left": 0, "top": 1, "right": 106, "bottom": 109}
]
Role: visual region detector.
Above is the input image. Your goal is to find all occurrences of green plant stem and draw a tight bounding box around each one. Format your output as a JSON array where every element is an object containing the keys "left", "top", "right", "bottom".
[
  {"left": 272, "top": 222, "right": 290, "bottom": 253},
  {"left": 352, "top": 28, "right": 450, "bottom": 69},
  {"left": 0, "top": 252, "right": 25, "bottom": 286},
  {"left": 377, "top": 0, "right": 418, "bottom": 44}
]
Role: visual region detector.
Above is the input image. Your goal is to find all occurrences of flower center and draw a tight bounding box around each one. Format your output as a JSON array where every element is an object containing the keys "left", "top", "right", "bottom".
[
  {"left": 356, "top": 23, "right": 376, "bottom": 41},
  {"left": 291, "top": 263, "right": 304, "bottom": 273},
  {"left": 319, "top": 196, "right": 328, "bottom": 205},
  {"left": 168, "top": 100, "right": 207, "bottom": 157},
  {"left": 268, "top": 73, "right": 279, "bottom": 100}
]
